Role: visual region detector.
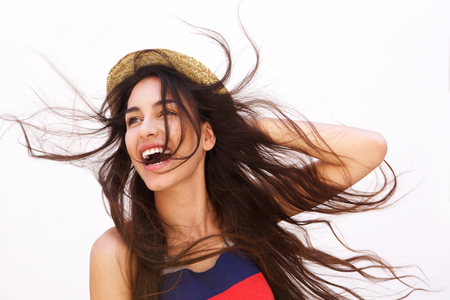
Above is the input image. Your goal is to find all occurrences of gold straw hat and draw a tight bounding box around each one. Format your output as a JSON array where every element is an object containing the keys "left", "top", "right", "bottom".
[{"left": 106, "top": 49, "right": 226, "bottom": 114}]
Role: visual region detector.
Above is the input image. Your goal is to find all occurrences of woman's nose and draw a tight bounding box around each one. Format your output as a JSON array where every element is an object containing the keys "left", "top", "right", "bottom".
[{"left": 139, "top": 118, "right": 161, "bottom": 139}]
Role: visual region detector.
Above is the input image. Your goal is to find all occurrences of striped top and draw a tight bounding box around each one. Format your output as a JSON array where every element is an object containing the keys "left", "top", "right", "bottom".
[{"left": 159, "top": 250, "right": 274, "bottom": 300}]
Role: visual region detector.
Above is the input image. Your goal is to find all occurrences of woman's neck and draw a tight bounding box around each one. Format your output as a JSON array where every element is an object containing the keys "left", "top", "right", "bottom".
[{"left": 154, "top": 178, "right": 220, "bottom": 245}]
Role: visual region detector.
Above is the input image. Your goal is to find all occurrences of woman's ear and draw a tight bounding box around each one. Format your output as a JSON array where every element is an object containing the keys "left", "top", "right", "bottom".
[{"left": 201, "top": 122, "right": 216, "bottom": 151}]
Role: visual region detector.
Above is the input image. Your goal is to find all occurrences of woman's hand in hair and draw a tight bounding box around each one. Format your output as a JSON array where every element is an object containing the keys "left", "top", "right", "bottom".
[{"left": 253, "top": 118, "right": 388, "bottom": 192}]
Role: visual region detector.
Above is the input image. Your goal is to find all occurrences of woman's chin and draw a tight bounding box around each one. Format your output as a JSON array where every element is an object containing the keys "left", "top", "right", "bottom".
[{"left": 144, "top": 180, "right": 170, "bottom": 192}]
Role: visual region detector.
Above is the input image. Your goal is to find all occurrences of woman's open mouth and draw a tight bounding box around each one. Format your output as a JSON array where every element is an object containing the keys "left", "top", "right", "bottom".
[{"left": 141, "top": 147, "right": 172, "bottom": 170}]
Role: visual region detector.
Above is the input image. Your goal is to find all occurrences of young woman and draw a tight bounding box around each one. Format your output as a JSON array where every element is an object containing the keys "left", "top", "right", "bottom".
[{"left": 11, "top": 34, "right": 424, "bottom": 299}]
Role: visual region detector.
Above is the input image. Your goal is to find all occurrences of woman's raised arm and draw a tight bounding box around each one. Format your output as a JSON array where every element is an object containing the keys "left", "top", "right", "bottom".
[{"left": 255, "top": 118, "right": 388, "bottom": 192}]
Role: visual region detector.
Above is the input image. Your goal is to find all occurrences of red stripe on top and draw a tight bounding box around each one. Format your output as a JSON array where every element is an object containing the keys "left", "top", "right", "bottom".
[{"left": 208, "top": 272, "right": 274, "bottom": 300}]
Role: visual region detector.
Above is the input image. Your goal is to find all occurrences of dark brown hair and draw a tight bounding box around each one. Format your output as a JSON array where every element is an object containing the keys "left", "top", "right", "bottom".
[{"left": 5, "top": 28, "right": 427, "bottom": 299}]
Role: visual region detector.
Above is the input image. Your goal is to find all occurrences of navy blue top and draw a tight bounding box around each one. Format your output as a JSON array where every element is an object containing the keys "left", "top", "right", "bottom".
[{"left": 159, "top": 250, "right": 274, "bottom": 300}]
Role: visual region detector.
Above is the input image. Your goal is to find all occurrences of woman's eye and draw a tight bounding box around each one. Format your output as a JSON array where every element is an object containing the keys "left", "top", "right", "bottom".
[
  {"left": 159, "top": 110, "right": 177, "bottom": 117},
  {"left": 126, "top": 116, "right": 141, "bottom": 126}
]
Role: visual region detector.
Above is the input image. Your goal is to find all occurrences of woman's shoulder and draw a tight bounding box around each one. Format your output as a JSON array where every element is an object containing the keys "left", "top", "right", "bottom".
[
  {"left": 90, "top": 227, "right": 132, "bottom": 300},
  {"left": 90, "top": 226, "right": 130, "bottom": 272},
  {"left": 92, "top": 227, "right": 127, "bottom": 254}
]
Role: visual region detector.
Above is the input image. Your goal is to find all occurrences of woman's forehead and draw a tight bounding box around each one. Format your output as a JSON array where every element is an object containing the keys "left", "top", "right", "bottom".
[
  {"left": 127, "top": 77, "right": 179, "bottom": 110},
  {"left": 126, "top": 76, "right": 194, "bottom": 114}
]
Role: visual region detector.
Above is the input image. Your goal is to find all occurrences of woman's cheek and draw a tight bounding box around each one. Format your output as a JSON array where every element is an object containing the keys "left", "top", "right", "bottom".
[
  {"left": 168, "top": 121, "right": 182, "bottom": 144},
  {"left": 124, "top": 130, "right": 138, "bottom": 161}
]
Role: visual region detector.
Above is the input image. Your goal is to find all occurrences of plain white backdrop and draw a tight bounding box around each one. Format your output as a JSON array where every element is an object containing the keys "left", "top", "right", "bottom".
[{"left": 0, "top": 0, "right": 449, "bottom": 299}]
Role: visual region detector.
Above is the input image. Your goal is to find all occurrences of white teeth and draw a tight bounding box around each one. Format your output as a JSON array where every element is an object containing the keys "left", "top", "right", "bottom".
[{"left": 142, "top": 148, "right": 171, "bottom": 160}]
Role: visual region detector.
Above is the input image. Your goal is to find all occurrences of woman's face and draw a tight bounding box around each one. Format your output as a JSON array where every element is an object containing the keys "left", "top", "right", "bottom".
[{"left": 124, "top": 76, "right": 215, "bottom": 192}]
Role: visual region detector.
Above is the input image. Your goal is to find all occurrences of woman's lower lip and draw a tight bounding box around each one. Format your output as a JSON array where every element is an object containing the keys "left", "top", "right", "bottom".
[{"left": 143, "top": 158, "right": 171, "bottom": 172}]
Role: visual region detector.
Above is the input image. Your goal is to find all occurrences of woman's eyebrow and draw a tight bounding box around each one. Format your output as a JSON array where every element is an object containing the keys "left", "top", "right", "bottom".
[
  {"left": 125, "top": 107, "right": 140, "bottom": 114},
  {"left": 152, "top": 99, "right": 176, "bottom": 108},
  {"left": 125, "top": 100, "right": 177, "bottom": 114}
]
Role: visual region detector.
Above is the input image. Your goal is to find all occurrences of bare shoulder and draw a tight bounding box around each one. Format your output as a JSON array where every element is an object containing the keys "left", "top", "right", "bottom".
[
  {"left": 90, "top": 227, "right": 132, "bottom": 300},
  {"left": 91, "top": 227, "right": 130, "bottom": 270},
  {"left": 92, "top": 227, "right": 127, "bottom": 256}
]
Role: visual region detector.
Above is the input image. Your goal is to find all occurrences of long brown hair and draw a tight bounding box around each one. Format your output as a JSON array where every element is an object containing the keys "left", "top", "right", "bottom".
[{"left": 5, "top": 28, "right": 427, "bottom": 299}]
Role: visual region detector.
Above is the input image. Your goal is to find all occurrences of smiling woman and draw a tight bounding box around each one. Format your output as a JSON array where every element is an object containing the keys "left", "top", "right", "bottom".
[
  {"left": 5, "top": 31, "right": 428, "bottom": 300},
  {"left": 125, "top": 77, "right": 214, "bottom": 191}
]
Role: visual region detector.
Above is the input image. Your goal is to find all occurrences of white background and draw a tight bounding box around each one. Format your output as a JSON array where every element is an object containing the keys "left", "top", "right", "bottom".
[{"left": 0, "top": 0, "right": 449, "bottom": 299}]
